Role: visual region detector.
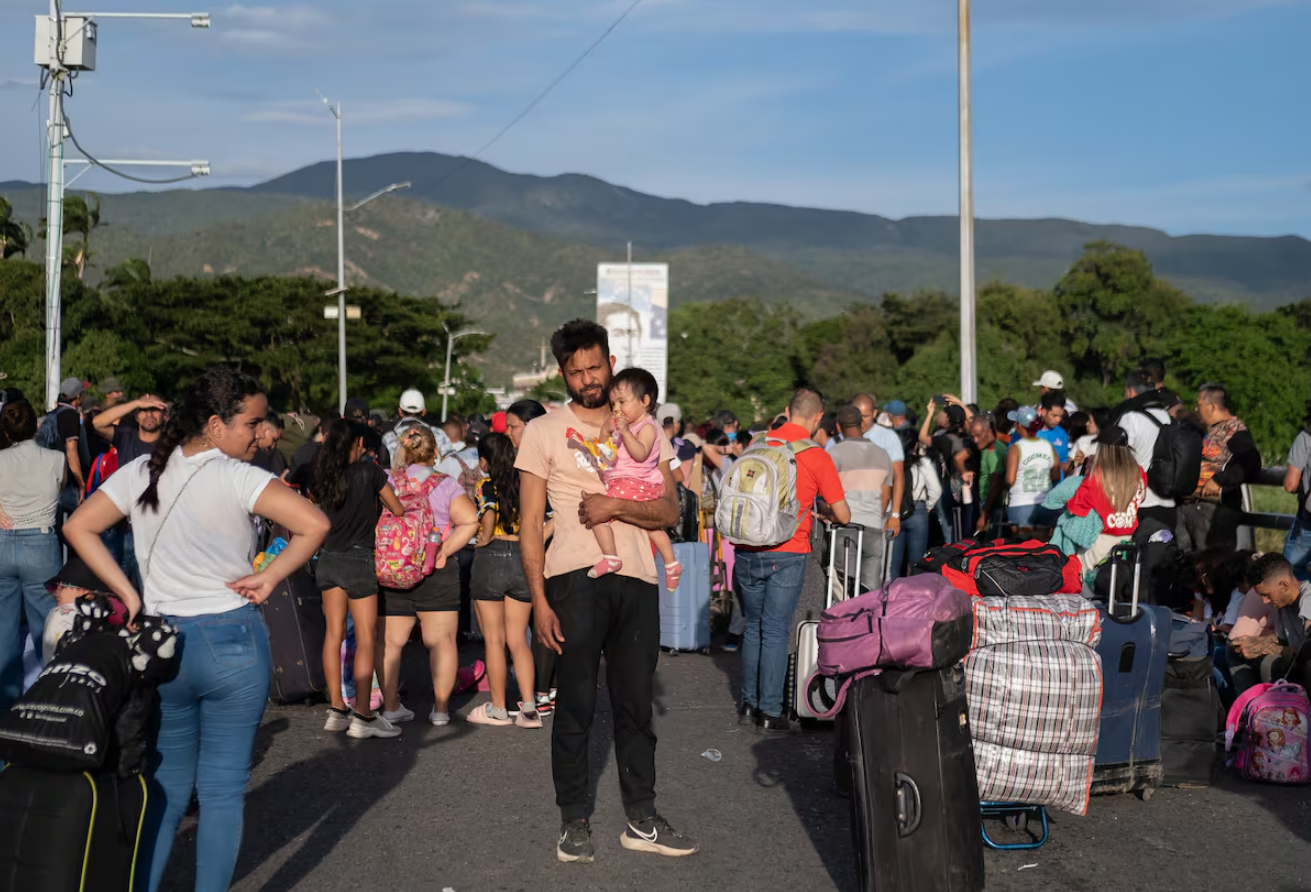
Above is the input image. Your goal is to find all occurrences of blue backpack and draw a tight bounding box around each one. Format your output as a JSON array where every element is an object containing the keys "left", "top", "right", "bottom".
[{"left": 35, "top": 407, "right": 72, "bottom": 450}]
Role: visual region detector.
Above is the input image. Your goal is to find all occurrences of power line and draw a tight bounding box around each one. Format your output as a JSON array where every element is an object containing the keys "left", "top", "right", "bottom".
[
  {"left": 431, "top": 0, "right": 645, "bottom": 190},
  {"left": 61, "top": 98, "right": 203, "bottom": 185}
]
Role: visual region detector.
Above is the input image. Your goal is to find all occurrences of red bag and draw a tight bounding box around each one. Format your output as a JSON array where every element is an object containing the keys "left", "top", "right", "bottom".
[
  {"left": 924, "top": 538, "right": 1082, "bottom": 598},
  {"left": 85, "top": 448, "right": 119, "bottom": 496}
]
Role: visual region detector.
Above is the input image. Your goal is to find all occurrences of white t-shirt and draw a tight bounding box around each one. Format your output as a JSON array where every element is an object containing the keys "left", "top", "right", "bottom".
[
  {"left": 98, "top": 448, "right": 275, "bottom": 617},
  {"left": 1119, "top": 407, "right": 1174, "bottom": 509}
]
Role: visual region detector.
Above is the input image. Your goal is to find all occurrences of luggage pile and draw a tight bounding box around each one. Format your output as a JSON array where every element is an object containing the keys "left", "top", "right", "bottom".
[
  {"left": 964, "top": 595, "right": 1104, "bottom": 815},
  {"left": 0, "top": 596, "right": 180, "bottom": 892}
]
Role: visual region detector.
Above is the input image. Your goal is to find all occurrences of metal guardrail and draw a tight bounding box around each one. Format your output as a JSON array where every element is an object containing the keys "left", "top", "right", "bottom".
[{"left": 1238, "top": 466, "right": 1293, "bottom": 550}]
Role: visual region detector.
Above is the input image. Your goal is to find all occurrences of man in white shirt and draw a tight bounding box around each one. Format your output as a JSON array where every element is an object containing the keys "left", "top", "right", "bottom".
[{"left": 1111, "top": 370, "right": 1176, "bottom": 529}]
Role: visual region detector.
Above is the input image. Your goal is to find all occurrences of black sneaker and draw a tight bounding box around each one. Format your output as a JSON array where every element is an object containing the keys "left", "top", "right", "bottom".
[
  {"left": 761, "top": 713, "right": 790, "bottom": 732},
  {"left": 736, "top": 700, "right": 758, "bottom": 724},
  {"left": 557, "top": 820, "right": 594, "bottom": 864},
  {"left": 620, "top": 814, "right": 698, "bottom": 857}
]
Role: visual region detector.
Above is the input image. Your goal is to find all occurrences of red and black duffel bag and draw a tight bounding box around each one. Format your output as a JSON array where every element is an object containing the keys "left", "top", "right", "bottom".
[{"left": 917, "top": 538, "right": 1081, "bottom": 597}]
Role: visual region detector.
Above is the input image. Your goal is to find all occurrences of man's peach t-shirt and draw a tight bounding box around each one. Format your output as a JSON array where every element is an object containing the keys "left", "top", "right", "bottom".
[{"left": 515, "top": 403, "right": 674, "bottom": 585}]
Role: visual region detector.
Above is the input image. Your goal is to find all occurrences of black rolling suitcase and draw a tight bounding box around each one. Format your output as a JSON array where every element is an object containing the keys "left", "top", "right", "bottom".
[
  {"left": 262, "top": 568, "right": 328, "bottom": 705},
  {"left": 0, "top": 765, "right": 149, "bottom": 892},
  {"left": 1161, "top": 654, "right": 1222, "bottom": 786},
  {"left": 844, "top": 667, "right": 985, "bottom": 892}
]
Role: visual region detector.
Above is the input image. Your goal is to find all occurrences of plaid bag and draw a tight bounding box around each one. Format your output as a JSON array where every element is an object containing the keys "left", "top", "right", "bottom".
[
  {"left": 974, "top": 740, "right": 1095, "bottom": 816},
  {"left": 964, "top": 639, "right": 1103, "bottom": 756},
  {"left": 970, "top": 595, "right": 1103, "bottom": 649}
]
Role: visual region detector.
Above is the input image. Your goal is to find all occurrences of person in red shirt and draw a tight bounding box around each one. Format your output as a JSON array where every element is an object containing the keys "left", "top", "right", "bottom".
[{"left": 734, "top": 387, "right": 849, "bottom": 731}]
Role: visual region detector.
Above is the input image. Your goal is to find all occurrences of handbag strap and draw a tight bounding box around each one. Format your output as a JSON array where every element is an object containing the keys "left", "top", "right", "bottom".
[{"left": 143, "top": 464, "right": 204, "bottom": 586}]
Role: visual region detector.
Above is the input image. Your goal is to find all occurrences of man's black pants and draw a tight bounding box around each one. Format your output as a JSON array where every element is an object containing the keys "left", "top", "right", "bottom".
[{"left": 547, "top": 569, "right": 660, "bottom": 823}]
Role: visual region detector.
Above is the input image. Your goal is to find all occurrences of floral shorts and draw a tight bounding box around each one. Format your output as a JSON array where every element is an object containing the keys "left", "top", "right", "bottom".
[{"left": 607, "top": 476, "right": 664, "bottom": 502}]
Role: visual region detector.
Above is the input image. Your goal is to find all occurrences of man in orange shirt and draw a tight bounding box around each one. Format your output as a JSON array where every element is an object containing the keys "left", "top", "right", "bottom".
[{"left": 734, "top": 387, "right": 849, "bottom": 731}]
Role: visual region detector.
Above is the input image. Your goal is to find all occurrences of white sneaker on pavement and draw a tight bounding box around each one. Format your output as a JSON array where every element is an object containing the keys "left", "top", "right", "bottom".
[
  {"left": 346, "top": 712, "right": 402, "bottom": 739},
  {"left": 430, "top": 710, "right": 451, "bottom": 726},
  {"left": 382, "top": 704, "right": 415, "bottom": 723},
  {"left": 323, "top": 707, "right": 351, "bottom": 733}
]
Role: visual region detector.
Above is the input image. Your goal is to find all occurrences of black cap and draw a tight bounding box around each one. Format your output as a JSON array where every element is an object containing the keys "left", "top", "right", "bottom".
[
  {"left": 45, "top": 557, "right": 113, "bottom": 594},
  {"left": 343, "top": 398, "right": 370, "bottom": 423},
  {"left": 945, "top": 405, "right": 967, "bottom": 426}
]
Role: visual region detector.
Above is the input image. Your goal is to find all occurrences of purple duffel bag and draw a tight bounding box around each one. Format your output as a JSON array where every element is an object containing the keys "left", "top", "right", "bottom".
[{"left": 817, "top": 574, "right": 974, "bottom": 676}]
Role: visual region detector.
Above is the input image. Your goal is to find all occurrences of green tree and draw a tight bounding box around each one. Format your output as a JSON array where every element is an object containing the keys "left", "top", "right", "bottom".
[
  {"left": 668, "top": 298, "right": 806, "bottom": 426},
  {"left": 40, "top": 193, "right": 103, "bottom": 279},
  {"left": 804, "top": 304, "right": 898, "bottom": 403},
  {"left": 1053, "top": 241, "right": 1189, "bottom": 396},
  {"left": 0, "top": 197, "right": 33, "bottom": 260}
]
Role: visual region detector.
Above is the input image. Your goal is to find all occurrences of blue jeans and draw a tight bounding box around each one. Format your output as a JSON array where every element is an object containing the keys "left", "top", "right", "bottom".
[
  {"left": 0, "top": 528, "right": 60, "bottom": 712},
  {"left": 146, "top": 605, "right": 271, "bottom": 892},
  {"left": 1284, "top": 517, "right": 1311, "bottom": 582},
  {"left": 890, "top": 502, "right": 931, "bottom": 580},
  {"left": 734, "top": 550, "right": 809, "bottom": 718},
  {"left": 934, "top": 494, "right": 956, "bottom": 544}
]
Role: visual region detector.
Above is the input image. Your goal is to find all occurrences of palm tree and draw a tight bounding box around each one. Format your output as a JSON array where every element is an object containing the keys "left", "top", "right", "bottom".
[
  {"left": 103, "top": 257, "right": 152, "bottom": 291},
  {"left": 39, "top": 192, "right": 102, "bottom": 279},
  {"left": 0, "top": 197, "right": 33, "bottom": 260}
]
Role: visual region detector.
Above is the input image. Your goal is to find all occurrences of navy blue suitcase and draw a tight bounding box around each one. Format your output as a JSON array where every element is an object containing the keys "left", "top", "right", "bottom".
[{"left": 1091, "top": 543, "right": 1170, "bottom": 797}]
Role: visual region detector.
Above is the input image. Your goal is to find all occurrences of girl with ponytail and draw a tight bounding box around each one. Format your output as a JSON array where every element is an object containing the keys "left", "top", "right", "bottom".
[{"left": 64, "top": 367, "right": 329, "bottom": 892}]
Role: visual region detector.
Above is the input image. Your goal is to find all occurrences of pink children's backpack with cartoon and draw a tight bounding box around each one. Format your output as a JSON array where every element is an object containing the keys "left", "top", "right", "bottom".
[
  {"left": 375, "top": 471, "right": 442, "bottom": 590},
  {"left": 1224, "top": 680, "right": 1311, "bottom": 784}
]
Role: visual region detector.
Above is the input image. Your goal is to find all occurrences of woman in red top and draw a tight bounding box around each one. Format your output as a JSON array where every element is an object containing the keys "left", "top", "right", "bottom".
[{"left": 1063, "top": 444, "right": 1146, "bottom": 572}]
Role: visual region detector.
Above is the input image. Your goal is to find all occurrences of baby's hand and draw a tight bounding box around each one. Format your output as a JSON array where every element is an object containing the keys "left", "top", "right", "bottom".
[{"left": 613, "top": 412, "right": 630, "bottom": 434}]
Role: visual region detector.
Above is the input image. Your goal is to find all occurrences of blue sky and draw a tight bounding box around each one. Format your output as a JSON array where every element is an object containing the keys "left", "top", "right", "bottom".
[{"left": 1, "top": 0, "right": 1308, "bottom": 237}]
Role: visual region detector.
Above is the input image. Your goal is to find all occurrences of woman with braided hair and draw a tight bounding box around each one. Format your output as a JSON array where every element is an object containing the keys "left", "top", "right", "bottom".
[{"left": 64, "top": 367, "right": 329, "bottom": 892}]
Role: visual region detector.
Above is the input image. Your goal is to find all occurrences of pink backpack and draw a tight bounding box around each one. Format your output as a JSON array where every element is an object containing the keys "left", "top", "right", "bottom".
[
  {"left": 375, "top": 471, "right": 442, "bottom": 590},
  {"left": 1224, "top": 680, "right": 1310, "bottom": 784}
]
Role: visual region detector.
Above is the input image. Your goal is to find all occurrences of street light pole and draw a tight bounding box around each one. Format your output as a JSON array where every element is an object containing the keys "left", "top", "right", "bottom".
[
  {"left": 958, "top": 0, "right": 977, "bottom": 405},
  {"left": 442, "top": 323, "right": 486, "bottom": 422},
  {"left": 332, "top": 100, "right": 346, "bottom": 414},
  {"left": 38, "top": 6, "right": 209, "bottom": 410}
]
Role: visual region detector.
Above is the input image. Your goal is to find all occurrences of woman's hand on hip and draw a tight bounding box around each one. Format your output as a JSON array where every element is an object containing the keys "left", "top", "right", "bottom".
[{"left": 228, "top": 572, "right": 276, "bottom": 605}]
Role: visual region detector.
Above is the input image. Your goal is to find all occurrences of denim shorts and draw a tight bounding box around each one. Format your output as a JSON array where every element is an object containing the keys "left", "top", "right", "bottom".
[
  {"left": 316, "top": 545, "right": 378, "bottom": 600},
  {"left": 381, "top": 561, "right": 460, "bottom": 615},
  {"left": 471, "top": 540, "right": 531, "bottom": 603}
]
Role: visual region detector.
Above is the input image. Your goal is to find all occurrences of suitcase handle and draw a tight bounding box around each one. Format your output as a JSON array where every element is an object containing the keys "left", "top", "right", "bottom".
[{"left": 894, "top": 772, "right": 922, "bottom": 838}]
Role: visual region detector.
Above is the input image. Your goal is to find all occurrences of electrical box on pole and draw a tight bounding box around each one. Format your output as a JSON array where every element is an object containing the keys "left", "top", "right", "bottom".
[{"left": 35, "top": 15, "right": 97, "bottom": 70}]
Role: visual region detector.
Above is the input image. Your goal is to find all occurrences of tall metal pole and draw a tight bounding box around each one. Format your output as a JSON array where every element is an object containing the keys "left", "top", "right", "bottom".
[
  {"left": 334, "top": 103, "right": 346, "bottom": 414},
  {"left": 441, "top": 330, "right": 454, "bottom": 423},
  {"left": 958, "top": 0, "right": 977, "bottom": 405},
  {"left": 626, "top": 240, "right": 634, "bottom": 369},
  {"left": 44, "top": 1, "right": 66, "bottom": 412}
]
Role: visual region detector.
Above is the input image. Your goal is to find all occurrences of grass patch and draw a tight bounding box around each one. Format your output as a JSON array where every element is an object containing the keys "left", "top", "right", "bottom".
[{"left": 1249, "top": 486, "right": 1297, "bottom": 553}]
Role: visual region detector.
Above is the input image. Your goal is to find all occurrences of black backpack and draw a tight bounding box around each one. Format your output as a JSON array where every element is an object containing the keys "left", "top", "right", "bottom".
[
  {"left": 1142, "top": 412, "right": 1204, "bottom": 501},
  {"left": 666, "top": 482, "right": 700, "bottom": 544}
]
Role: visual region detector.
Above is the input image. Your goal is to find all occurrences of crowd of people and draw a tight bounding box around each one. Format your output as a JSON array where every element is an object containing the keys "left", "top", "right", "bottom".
[{"left": 2, "top": 336, "right": 1310, "bottom": 884}]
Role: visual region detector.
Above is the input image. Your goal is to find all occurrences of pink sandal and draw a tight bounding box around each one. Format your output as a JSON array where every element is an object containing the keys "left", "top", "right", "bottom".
[
  {"left": 665, "top": 561, "right": 684, "bottom": 592},
  {"left": 588, "top": 555, "right": 623, "bottom": 579}
]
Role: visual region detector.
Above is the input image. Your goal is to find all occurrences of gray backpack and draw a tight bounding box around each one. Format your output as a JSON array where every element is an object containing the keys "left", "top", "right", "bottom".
[{"left": 715, "top": 433, "right": 817, "bottom": 547}]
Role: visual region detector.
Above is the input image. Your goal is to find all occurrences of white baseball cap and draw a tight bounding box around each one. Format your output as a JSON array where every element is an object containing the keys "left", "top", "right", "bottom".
[
  {"left": 1032, "top": 370, "right": 1065, "bottom": 390},
  {"left": 398, "top": 389, "right": 426, "bottom": 413},
  {"left": 657, "top": 403, "right": 682, "bottom": 425}
]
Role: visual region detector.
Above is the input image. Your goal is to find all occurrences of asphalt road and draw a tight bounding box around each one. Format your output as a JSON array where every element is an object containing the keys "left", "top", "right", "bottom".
[{"left": 159, "top": 641, "right": 1311, "bottom": 892}]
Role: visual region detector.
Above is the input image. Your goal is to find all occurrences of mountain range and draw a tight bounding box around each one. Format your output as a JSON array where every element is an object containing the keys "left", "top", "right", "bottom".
[{"left": 3, "top": 151, "right": 1310, "bottom": 384}]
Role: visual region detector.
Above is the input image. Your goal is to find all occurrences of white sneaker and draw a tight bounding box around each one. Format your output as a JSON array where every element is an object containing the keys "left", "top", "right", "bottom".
[
  {"left": 347, "top": 712, "right": 402, "bottom": 739},
  {"left": 382, "top": 704, "right": 415, "bottom": 723},
  {"left": 323, "top": 708, "right": 351, "bottom": 733},
  {"left": 429, "top": 710, "right": 451, "bottom": 726}
]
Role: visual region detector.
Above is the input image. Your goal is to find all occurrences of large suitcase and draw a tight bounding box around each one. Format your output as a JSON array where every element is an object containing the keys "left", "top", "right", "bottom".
[
  {"left": 0, "top": 764, "right": 148, "bottom": 892},
  {"left": 1161, "top": 654, "right": 1221, "bottom": 786},
  {"left": 658, "top": 541, "right": 711, "bottom": 653},
  {"left": 791, "top": 524, "right": 865, "bottom": 723},
  {"left": 262, "top": 568, "right": 328, "bottom": 705},
  {"left": 844, "top": 667, "right": 986, "bottom": 892},
  {"left": 1091, "top": 543, "right": 1170, "bottom": 796}
]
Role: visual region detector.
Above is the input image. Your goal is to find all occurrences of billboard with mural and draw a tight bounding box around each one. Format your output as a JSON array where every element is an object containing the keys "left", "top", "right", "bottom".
[{"left": 596, "top": 263, "right": 669, "bottom": 401}]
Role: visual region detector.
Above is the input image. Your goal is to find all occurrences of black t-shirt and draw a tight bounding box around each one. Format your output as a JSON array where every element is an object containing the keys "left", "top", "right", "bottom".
[
  {"left": 251, "top": 446, "right": 288, "bottom": 478},
  {"left": 113, "top": 424, "right": 157, "bottom": 466},
  {"left": 54, "top": 405, "right": 90, "bottom": 470},
  {"left": 290, "top": 441, "right": 321, "bottom": 481},
  {"left": 320, "top": 462, "right": 390, "bottom": 552}
]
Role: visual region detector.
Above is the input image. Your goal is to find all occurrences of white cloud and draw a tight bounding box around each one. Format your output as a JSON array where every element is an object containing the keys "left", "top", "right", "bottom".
[
  {"left": 0, "top": 77, "right": 38, "bottom": 89},
  {"left": 244, "top": 98, "right": 469, "bottom": 125}
]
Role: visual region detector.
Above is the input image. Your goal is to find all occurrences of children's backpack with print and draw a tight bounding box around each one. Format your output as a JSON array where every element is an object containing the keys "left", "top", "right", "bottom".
[
  {"left": 1224, "top": 680, "right": 1310, "bottom": 784},
  {"left": 375, "top": 471, "right": 442, "bottom": 590},
  {"left": 714, "top": 433, "right": 816, "bottom": 548},
  {"left": 85, "top": 447, "right": 119, "bottom": 496}
]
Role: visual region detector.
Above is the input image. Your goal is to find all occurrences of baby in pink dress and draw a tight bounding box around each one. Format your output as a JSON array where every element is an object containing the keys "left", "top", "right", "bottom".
[{"left": 587, "top": 368, "right": 682, "bottom": 590}]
